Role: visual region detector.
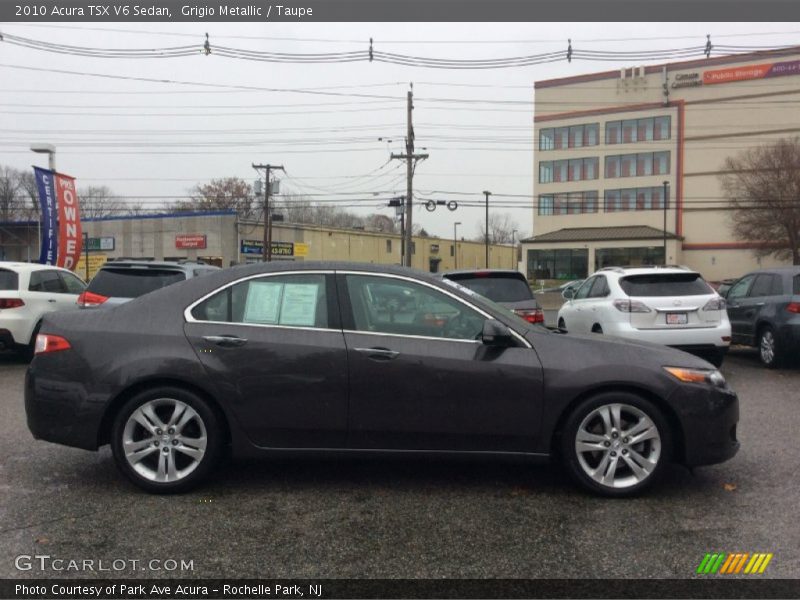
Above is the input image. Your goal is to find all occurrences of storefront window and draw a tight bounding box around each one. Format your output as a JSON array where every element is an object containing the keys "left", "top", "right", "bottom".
[
  {"left": 596, "top": 247, "right": 666, "bottom": 270},
  {"left": 527, "top": 249, "right": 589, "bottom": 280}
]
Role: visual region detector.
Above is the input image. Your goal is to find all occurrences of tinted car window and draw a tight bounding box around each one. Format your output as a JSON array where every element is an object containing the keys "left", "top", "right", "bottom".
[
  {"left": 749, "top": 274, "right": 780, "bottom": 298},
  {"left": 0, "top": 269, "right": 18, "bottom": 290},
  {"left": 588, "top": 275, "right": 610, "bottom": 298},
  {"left": 573, "top": 276, "right": 596, "bottom": 300},
  {"left": 727, "top": 275, "right": 754, "bottom": 300},
  {"left": 59, "top": 272, "right": 87, "bottom": 294},
  {"left": 29, "top": 270, "right": 65, "bottom": 293},
  {"left": 795, "top": 275, "right": 800, "bottom": 295},
  {"left": 88, "top": 268, "right": 185, "bottom": 298},
  {"left": 445, "top": 274, "right": 533, "bottom": 303},
  {"left": 619, "top": 273, "right": 712, "bottom": 297},
  {"left": 192, "top": 274, "right": 328, "bottom": 329},
  {"left": 347, "top": 275, "right": 484, "bottom": 341}
]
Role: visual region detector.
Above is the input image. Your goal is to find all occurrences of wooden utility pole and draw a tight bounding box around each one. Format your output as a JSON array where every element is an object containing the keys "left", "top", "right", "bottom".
[
  {"left": 391, "top": 85, "right": 428, "bottom": 267},
  {"left": 483, "top": 190, "right": 492, "bottom": 268},
  {"left": 252, "top": 163, "right": 284, "bottom": 262}
]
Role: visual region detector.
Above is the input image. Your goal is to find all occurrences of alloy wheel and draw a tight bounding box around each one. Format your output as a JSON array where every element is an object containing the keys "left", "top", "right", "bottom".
[
  {"left": 574, "top": 403, "right": 662, "bottom": 489},
  {"left": 122, "top": 398, "right": 208, "bottom": 483},
  {"left": 760, "top": 329, "right": 776, "bottom": 366}
]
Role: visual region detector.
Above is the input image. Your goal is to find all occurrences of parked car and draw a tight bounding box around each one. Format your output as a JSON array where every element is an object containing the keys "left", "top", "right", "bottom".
[
  {"left": 536, "top": 279, "right": 584, "bottom": 295},
  {"left": 78, "top": 260, "right": 220, "bottom": 308},
  {"left": 722, "top": 267, "right": 800, "bottom": 368},
  {"left": 439, "top": 269, "right": 544, "bottom": 324},
  {"left": 712, "top": 278, "right": 738, "bottom": 298},
  {"left": 557, "top": 266, "right": 730, "bottom": 366},
  {"left": 0, "top": 262, "right": 86, "bottom": 358},
  {"left": 26, "top": 262, "right": 739, "bottom": 497}
]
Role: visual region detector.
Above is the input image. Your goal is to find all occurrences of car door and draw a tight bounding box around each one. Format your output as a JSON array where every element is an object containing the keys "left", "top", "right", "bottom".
[
  {"left": 27, "top": 269, "right": 67, "bottom": 316},
  {"left": 725, "top": 274, "right": 755, "bottom": 344},
  {"left": 563, "top": 275, "right": 598, "bottom": 333},
  {"left": 184, "top": 271, "right": 349, "bottom": 448},
  {"left": 584, "top": 275, "right": 611, "bottom": 329},
  {"left": 338, "top": 272, "right": 544, "bottom": 453},
  {"left": 741, "top": 273, "right": 782, "bottom": 341}
]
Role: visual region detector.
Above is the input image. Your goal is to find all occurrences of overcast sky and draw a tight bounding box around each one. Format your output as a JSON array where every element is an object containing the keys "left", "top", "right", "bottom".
[{"left": 1, "top": 21, "right": 799, "bottom": 240}]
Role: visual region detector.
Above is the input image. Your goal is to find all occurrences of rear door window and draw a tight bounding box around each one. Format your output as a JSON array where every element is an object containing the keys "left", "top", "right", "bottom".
[
  {"left": 29, "top": 270, "right": 66, "bottom": 293},
  {"left": 588, "top": 275, "right": 610, "bottom": 298},
  {"left": 87, "top": 268, "right": 185, "bottom": 298},
  {"left": 59, "top": 272, "right": 87, "bottom": 294},
  {"left": 446, "top": 274, "right": 533, "bottom": 303},
  {"left": 749, "top": 274, "right": 780, "bottom": 297},
  {"left": 619, "top": 273, "right": 712, "bottom": 297},
  {"left": 0, "top": 269, "right": 18, "bottom": 290},
  {"left": 794, "top": 275, "right": 800, "bottom": 295}
]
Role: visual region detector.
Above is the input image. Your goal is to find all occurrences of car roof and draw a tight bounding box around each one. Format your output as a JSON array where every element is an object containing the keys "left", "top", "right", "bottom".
[
  {"left": 99, "top": 260, "right": 219, "bottom": 271},
  {"left": 595, "top": 266, "right": 698, "bottom": 277},
  {"left": 439, "top": 269, "right": 527, "bottom": 279},
  {"left": 742, "top": 266, "right": 800, "bottom": 276},
  {"left": 0, "top": 261, "right": 70, "bottom": 272}
]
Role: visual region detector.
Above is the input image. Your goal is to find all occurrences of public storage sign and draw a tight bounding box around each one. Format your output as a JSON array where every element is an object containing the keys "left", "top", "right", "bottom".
[{"left": 175, "top": 234, "right": 207, "bottom": 249}]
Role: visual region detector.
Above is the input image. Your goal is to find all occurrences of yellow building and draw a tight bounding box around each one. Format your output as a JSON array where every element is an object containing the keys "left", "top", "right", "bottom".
[{"left": 523, "top": 47, "right": 800, "bottom": 283}]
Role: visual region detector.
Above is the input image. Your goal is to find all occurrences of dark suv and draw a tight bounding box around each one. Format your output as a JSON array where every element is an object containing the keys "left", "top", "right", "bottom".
[
  {"left": 78, "top": 260, "right": 220, "bottom": 308},
  {"left": 439, "top": 269, "right": 544, "bottom": 324},
  {"left": 724, "top": 267, "right": 800, "bottom": 368}
]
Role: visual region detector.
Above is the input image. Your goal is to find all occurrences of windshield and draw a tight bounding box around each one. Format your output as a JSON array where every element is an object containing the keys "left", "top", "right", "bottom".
[
  {"left": 619, "top": 273, "right": 712, "bottom": 297},
  {"left": 441, "top": 278, "right": 542, "bottom": 331},
  {"left": 447, "top": 274, "right": 534, "bottom": 303},
  {"left": 87, "top": 268, "right": 185, "bottom": 298}
]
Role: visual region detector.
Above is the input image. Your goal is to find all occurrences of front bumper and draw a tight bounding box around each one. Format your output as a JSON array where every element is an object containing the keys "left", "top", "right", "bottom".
[{"left": 668, "top": 383, "right": 739, "bottom": 467}]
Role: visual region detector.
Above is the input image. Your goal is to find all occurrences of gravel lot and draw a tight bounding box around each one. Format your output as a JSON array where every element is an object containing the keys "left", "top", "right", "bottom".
[{"left": 0, "top": 347, "right": 798, "bottom": 580}]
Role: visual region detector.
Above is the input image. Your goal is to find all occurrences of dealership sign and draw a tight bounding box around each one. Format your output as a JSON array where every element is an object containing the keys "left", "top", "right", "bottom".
[
  {"left": 176, "top": 234, "right": 207, "bottom": 249},
  {"left": 32, "top": 167, "right": 83, "bottom": 269},
  {"left": 241, "top": 239, "right": 297, "bottom": 256},
  {"left": 86, "top": 236, "right": 115, "bottom": 251}
]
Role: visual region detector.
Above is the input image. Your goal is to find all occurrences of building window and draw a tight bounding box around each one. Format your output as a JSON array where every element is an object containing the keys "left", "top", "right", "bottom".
[
  {"left": 539, "top": 162, "right": 553, "bottom": 183},
  {"left": 605, "top": 152, "right": 670, "bottom": 179},
  {"left": 411, "top": 242, "right": 416, "bottom": 254},
  {"left": 539, "top": 191, "right": 598, "bottom": 215},
  {"left": 541, "top": 158, "right": 597, "bottom": 183},
  {"left": 539, "top": 194, "right": 554, "bottom": 215},
  {"left": 450, "top": 244, "right": 454, "bottom": 257},
  {"left": 606, "top": 116, "right": 671, "bottom": 145},
  {"left": 604, "top": 186, "right": 668, "bottom": 212},
  {"left": 527, "top": 248, "right": 589, "bottom": 280},
  {"left": 596, "top": 246, "right": 665, "bottom": 270},
  {"left": 539, "top": 123, "right": 599, "bottom": 151},
  {"left": 386, "top": 239, "right": 392, "bottom": 253}
]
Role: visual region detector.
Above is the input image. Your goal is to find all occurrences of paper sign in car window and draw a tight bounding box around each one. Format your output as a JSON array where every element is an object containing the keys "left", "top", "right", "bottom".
[
  {"left": 279, "top": 283, "right": 320, "bottom": 326},
  {"left": 243, "top": 281, "right": 283, "bottom": 324}
]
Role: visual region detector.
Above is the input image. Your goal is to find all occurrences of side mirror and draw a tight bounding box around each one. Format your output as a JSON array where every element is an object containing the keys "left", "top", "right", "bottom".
[
  {"left": 562, "top": 287, "right": 575, "bottom": 300},
  {"left": 481, "top": 319, "right": 513, "bottom": 346}
]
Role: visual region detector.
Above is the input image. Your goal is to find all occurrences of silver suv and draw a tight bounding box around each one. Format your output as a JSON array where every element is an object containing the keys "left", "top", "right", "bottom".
[
  {"left": 78, "top": 260, "right": 220, "bottom": 308},
  {"left": 557, "top": 266, "right": 730, "bottom": 366}
]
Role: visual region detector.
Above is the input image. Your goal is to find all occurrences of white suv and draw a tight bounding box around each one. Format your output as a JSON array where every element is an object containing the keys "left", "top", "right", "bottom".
[
  {"left": 557, "top": 266, "right": 731, "bottom": 366},
  {"left": 0, "top": 262, "right": 86, "bottom": 358}
]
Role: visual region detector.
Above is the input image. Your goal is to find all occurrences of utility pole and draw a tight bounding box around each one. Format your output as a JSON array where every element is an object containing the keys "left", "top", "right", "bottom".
[
  {"left": 391, "top": 85, "right": 428, "bottom": 268},
  {"left": 662, "top": 180, "right": 669, "bottom": 265},
  {"left": 453, "top": 221, "right": 461, "bottom": 269},
  {"left": 511, "top": 229, "right": 518, "bottom": 269},
  {"left": 252, "top": 163, "right": 284, "bottom": 262},
  {"left": 483, "top": 190, "right": 492, "bottom": 268}
]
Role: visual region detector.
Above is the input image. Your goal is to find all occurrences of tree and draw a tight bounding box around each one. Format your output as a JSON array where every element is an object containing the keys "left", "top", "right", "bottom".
[
  {"left": 0, "top": 165, "right": 39, "bottom": 221},
  {"left": 177, "top": 177, "right": 256, "bottom": 220},
  {"left": 78, "top": 185, "right": 127, "bottom": 219},
  {"left": 720, "top": 137, "right": 800, "bottom": 265},
  {"left": 475, "top": 213, "right": 525, "bottom": 244}
]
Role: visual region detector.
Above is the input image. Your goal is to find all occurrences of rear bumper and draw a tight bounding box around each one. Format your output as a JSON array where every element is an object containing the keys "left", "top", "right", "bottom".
[
  {"left": 604, "top": 321, "right": 731, "bottom": 349},
  {"left": 669, "top": 384, "right": 739, "bottom": 467}
]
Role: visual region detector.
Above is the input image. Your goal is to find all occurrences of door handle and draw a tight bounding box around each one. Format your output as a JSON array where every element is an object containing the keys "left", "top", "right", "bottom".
[
  {"left": 47, "top": 299, "right": 57, "bottom": 303},
  {"left": 754, "top": 302, "right": 765, "bottom": 307},
  {"left": 354, "top": 347, "right": 400, "bottom": 361},
  {"left": 202, "top": 335, "right": 248, "bottom": 347}
]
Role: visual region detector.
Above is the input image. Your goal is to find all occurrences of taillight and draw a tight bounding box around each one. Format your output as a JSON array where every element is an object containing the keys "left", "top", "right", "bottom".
[
  {"left": 34, "top": 334, "right": 71, "bottom": 355},
  {"left": 77, "top": 291, "right": 109, "bottom": 307},
  {"left": 0, "top": 298, "right": 24, "bottom": 309},
  {"left": 787, "top": 302, "right": 800, "bottom": 314},
  {"left": 613, "top": 299, "right": 652, "bottom": 313},
  {"left": 703, "top": 297, "right": 726, "bottom": 311},
  {"left": 514, "top": 308, "right": 545, "bottom": 324}
]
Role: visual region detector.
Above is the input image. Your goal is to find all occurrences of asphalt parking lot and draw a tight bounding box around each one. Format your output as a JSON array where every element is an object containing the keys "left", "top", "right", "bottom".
[{"left": 0, "top": 347, "right": 798, "bottom": 580}]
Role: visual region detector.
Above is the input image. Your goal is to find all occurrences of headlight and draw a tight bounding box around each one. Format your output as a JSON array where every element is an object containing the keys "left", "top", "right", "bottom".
[{"left": 664, "top": 367, "right": 727, "bottom": 388}]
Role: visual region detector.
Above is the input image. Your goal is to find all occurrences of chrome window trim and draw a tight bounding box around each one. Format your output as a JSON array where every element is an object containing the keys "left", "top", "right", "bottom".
[{"left": 343, "top": 328, "right": 482, "bottom": 345}]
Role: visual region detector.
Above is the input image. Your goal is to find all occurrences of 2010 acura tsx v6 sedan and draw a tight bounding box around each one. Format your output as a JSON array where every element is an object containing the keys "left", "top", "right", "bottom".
[{"left": 25, "top": 262, "right": 739, "bottom": 496}]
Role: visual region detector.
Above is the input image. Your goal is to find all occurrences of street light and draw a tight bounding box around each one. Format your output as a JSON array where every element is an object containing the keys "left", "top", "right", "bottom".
[
  {"left": 30, "top": 144, "right": 56, "bottom": 171},
  {"left": 453, "top": 221, "right": 462, "bottom": 269},
  {"left": 511, "top": 229, "right": 518, "bottom": 269}
]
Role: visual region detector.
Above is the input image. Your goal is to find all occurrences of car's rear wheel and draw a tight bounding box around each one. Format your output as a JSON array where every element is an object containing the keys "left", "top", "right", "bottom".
[
  {"left": 758, "top": 326, "right": 782, "bottom": 369},
  {"left": 561, "top": 392, "right": 670, "bottom": 497},
  {"left": 591, "top": 324, "right": 603, "bottom": 334},
  {"left": 111, "top": 387, "right": 221, "bottom": 493},
  {"left": 558, "top": 318, "right": 566, "bottom": 331}
]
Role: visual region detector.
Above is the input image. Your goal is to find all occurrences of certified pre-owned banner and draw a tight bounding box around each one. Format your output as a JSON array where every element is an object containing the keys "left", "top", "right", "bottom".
[
  {"left": 32, "top": 167, "right": 83, "bottom": 269},
  {"left": 33, "top": 166, "right": 58, "bottom": 265},
  {"left": 55, "top": 174, "right": 82, "bottom": 270}
]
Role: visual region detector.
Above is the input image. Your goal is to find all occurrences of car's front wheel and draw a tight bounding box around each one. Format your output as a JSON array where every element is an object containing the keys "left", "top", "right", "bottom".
[
  {"left": 111, "top": 387, "right": 221, "bottom": 493},
  {"left": 561, "top": 392, "right": 671, "bottom": 496}
]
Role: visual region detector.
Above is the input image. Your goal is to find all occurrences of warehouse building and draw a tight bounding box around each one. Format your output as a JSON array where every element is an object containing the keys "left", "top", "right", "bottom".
[
  {"left": 0, "top": 211, "right": 515, "bottom": 279},
  {"left": 522, "top": 47, "right": 800, "bottom": 282}
]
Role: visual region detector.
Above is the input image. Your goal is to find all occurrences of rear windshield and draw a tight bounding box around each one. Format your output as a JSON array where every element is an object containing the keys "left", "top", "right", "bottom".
[
  {"left": 794, "top": 275, "right": 800, "bottom": 295},
  {"left": 446, "top": 274, "right": 533, "bottom": 302},
  {"left": 87, "top": 268, "right": 185, "bottom": 298},
  {"left": 0, "top": 269, "right": 18, "bottom": 291},
  {"left": 619, "top": 273, "right": 712, "bottom": 297}
]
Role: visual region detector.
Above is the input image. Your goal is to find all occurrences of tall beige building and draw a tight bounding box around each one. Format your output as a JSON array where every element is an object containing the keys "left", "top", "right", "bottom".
[{"left": 522, "top": 47, "right": 800, "bottom": 282}]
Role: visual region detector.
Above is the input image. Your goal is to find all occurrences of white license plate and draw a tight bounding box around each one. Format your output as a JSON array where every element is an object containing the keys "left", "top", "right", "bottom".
[{"left": 666, "top": 312, "right": 688, "bottom": 325}]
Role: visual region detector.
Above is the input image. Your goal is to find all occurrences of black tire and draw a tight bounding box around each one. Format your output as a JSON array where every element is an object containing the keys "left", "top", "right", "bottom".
[
  {"left": 558, "top": 318, "right": 566, "bottom": 331},
  {"left": 707, "top": 351, "right": 725, "bottom": 368},
  {"left": 111, "top": 387, "right": 222, "bottom": 494},
  {"left": 591, "top": 324, "right": 603, "bottom": 334},
  {"left": 22, "top": 321, "right": 42, "bottom": 362},
  {"left": 757, "top": 325, "right": 782, "bottom": 369},
  {"left": 560, "top": 391, "right": 671, "bottom": 497}
]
